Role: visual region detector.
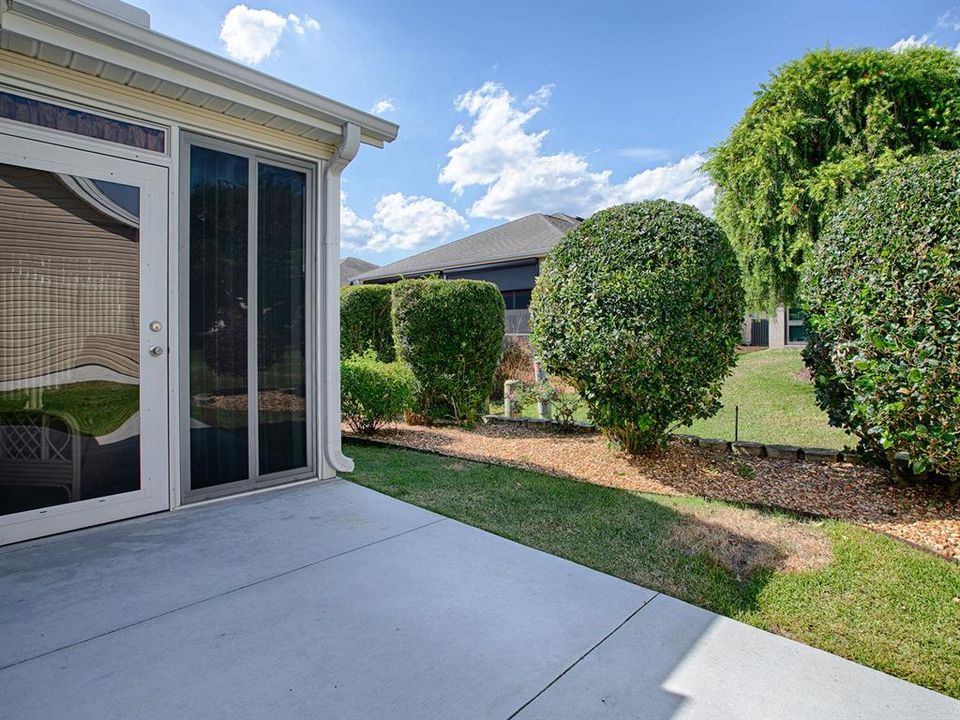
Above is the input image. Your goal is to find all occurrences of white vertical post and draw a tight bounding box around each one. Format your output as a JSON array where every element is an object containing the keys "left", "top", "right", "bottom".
[
  {"left": 504, "top": 379, "right": 521, "bottom": 417},
  {"left": 533, "top": 359, "right": 550, "bottom": 420}
]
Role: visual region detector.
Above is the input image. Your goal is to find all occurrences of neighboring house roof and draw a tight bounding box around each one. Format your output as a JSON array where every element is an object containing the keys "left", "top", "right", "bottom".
[
  {"left": 339, "top": 257, "right": 378, "bottom": 286},
  {"left": 354, "top": 213, "right": 582, "bottom": 282}
]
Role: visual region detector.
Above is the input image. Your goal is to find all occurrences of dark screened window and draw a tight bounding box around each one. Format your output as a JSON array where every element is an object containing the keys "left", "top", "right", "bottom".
[
  {"left": 786, "top": 306, "right": 808, "bottom": 343},
  {"left": 788, "top": 324, "right": 808, "bottom": 343},
  {"left": 502, "top": 289, "right": 532, "bottom": 310},
  {"left": 188, "top": 145, "right": 249, "bottom": 489},
  {"left": 187, "top": 143, "right": 312, "bottom": 494},
  {"left": 0, "top": 91, "right": 166, "bottom": 152},
  {"left": 257, "top": 163, "right": 307, "bottom": 475}
]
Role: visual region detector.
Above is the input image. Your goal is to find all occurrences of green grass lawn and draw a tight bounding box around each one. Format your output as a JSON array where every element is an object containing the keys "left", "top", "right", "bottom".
[
  {"left": 683, "top": 349, "right": 851, "bottom": 449},
  {"left": 491, "top": 349, "right": 851, "bottom": 449},
  {"left": 0, "top": 382, "right": 138, "bottom": 436},
  {"left": 489, "top": 391, "right": 591, "bottom": 423},
  {"left": 344, "top": 440, "right": 960, "bottom": 699}
]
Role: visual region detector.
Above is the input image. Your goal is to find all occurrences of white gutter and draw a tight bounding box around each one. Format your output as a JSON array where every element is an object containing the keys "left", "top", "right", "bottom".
[
  {"left": 1, "top": 0, "right": 398, "bottom": 147},
  {"left": 321, "top": 122, "right": 360, "bottom": 474}
]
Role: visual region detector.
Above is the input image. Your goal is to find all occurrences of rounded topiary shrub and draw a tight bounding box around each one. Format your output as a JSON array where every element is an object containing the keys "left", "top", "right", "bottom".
[
  {"left": 341, "top": 284, "right": 395, "bottom": 362},
  {"left": 802, "top": 151, "right": 960, "bottom": 485},
  {"left": 341, "top": 350, "right": 414, "bottom": 434},
  {"left": 392, "top": 278, "right": 505, "bottom": 424},
  {"left": 530, "top": 200, "right": 745, "bottom": 453}
]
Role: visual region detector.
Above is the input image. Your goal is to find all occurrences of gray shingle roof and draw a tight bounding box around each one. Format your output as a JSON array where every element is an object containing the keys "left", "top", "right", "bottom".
[
  {"left": 352, "top": 213, "right": 581, "bottom": 282},
  {"left": 339, "top": 256, "right": 379, "bottom": 286}
]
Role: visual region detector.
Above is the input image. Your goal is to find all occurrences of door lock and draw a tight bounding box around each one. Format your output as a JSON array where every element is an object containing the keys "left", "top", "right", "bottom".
[
  {"left": 149, "top": 320, "right": 163, "bottom": 332},
  {"left": 149, "top": 346, "right": 165, "bottom": 357}
]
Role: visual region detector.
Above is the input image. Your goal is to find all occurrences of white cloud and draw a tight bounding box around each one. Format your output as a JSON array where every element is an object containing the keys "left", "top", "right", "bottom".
[
  {"left": 341, "top": 192, "right": 377, "bottom": 249},
  {"left": 523, "top": 83, "right": 555, "bottom": 108},
  {"left": 616, "top": 147, "right": 673, "bottom": 163},
  {"left": 371, "top": 98, "right": 396, "bottom": 114},
  {"left": 890, "top": 34, "right": 930, "bottom": 52},
  {"left": 440, "top": 82, "right": 553, "bottom": 196},
  {"left": 438, "top": 82, "right": 714, "bottom": 220},
  {"left": 219, "top": 5, "right": 319, "bottom": 65},
  {"left": 607, "top": 154, "right": 714, "bottom": 211},
  {"left": 341, "top": 192, "right": 467, "bottom": 253},
  {"left": 938, "top": 9, "right": 960, "bottom": 31}
]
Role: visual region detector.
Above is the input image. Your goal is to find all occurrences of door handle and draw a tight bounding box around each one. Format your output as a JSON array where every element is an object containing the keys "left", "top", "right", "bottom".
[{"left": 149, "top": 346, "right": 165, "bottom": 357}]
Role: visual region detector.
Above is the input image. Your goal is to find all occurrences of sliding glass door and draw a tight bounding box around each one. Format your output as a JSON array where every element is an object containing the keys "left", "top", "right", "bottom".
[{"left": 184, "top": 137, "right": 313, "bottom": 500}]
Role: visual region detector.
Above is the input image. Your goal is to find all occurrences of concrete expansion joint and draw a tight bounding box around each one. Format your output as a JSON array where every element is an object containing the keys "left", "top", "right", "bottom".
[{"left": 506, "top": 592, "right": 661, "bottom": 718}]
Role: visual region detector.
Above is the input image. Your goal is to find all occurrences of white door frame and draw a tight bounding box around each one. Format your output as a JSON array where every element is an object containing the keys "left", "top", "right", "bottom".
[{"left": 0, "top": 133, "right": 170, "bottom": 545}]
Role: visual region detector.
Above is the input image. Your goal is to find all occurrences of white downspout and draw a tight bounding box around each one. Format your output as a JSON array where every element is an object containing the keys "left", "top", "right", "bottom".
[{"left": 320, "top": 122, "right": 360, "bottom": 475}]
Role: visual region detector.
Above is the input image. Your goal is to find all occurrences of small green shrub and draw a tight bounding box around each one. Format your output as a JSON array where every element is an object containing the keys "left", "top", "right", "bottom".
[
  {"left": 526, "top": 381, "right": 583, "bottom": 431},
  {"left": 340, "top": 284, "right": 395, "bottom": 362},
  {"left": 340, "top": 350, "right": 413, "bottom": 434},
  {"left": 531, "top": 200, "right": 745, "bottom": 453},
  {"left": 392, "top": 278, "right": 505, "bottom": 424},
  {"left": 803, "top": 151, "right": 960, "bottom": 485}
]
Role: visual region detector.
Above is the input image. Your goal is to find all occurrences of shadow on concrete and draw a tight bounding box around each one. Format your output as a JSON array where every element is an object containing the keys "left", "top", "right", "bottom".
[{"left": 344, "top": 437, "right": 784, "bottom": 621}]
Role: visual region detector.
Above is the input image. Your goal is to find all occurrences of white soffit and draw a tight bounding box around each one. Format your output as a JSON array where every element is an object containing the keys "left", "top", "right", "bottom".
[{"left": 0, "top": 0, "right": 398, "bottom": 150}]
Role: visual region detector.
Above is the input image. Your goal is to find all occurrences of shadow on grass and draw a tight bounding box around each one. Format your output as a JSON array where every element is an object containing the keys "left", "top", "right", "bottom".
[
  {"left": 348, "top": 424, "right": 960, "bottom": 558},
  {"left": 344, "top": 437, "right": 787, "bottom": 620}
]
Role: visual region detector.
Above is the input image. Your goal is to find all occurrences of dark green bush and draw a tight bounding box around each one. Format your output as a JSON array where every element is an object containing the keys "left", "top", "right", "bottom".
[
  {"left": 340, "top": 350, "right": 413, "bottom": 434},
  {"left": 530, "top": 200, "right": 744, "bottom": 453},
  {"left": 802, "top": 151, "right": 960, "bottom": 485},
  {"left": 340, "top": 284, "right": 395, "bottom": 362},
  {"left": 392, "top": 278, "right": 505, "bottom": 424}
]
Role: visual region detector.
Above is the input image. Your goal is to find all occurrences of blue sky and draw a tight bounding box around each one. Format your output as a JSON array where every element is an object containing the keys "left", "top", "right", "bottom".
[{"left": 131, "top": 0, "right": 960, "bottom": 266}]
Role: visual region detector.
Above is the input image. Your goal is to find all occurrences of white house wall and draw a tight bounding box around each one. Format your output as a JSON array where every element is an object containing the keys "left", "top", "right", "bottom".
[
  {"left": 1, "top": 51, "right": 341, "bottom": 161},
  {"left": 1, "top": 52, "right": 347, "bottom": 501}
]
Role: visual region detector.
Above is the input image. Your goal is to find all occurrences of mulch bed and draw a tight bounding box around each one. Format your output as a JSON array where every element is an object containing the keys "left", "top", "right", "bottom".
[{"left": 345, "top": 421, "right": 960, "bottom": 562}]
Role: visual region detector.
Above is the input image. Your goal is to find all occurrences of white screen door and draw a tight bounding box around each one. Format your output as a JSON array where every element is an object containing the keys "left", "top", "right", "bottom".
[{"left": 0, "top": 135, "right": 169, "bottom": 545}]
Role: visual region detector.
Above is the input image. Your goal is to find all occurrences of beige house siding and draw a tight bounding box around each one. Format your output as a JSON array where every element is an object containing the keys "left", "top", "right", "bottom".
[{"left": 0, "top": 163, "right": 139, "bottom": 387}]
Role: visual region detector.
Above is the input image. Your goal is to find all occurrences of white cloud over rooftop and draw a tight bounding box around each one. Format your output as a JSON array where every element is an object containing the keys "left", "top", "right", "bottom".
[
  {"left": 438, "top": 82, "right": 715, "bottom": 220},
  {"left": 219, "top": 4, "right": 320, "bottom": 65}
]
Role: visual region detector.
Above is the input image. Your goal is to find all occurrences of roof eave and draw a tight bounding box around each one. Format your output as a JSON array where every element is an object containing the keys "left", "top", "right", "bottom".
[
  {"left": 1, "top": 0, "right": 399, "bottom": 147},
  {"left": 355, "top": 251, "right": 547, "bottom": 283}
]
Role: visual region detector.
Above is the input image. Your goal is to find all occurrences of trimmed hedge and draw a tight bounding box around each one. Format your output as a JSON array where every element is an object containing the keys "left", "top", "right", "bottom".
[
  {"left": 803, "top": 151, "right": 960, "bottom": 485},
  {"left": 530, "top": 200, "right": 744, "bottom": 453},
  {"left": 340, "top": 284, "right": 395, "bottom": 362},
  {"left": 341, "top": 350, "right": 413, "bottom": 434},
  {"left": 392, "top": 278, "right": 505, "bottom": 424}
]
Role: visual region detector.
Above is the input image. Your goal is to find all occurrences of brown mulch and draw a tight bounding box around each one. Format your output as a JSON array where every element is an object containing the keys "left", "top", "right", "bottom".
[
  {"left": 194, "top": 391, "right": 305, "bottom": 413},
  {"left": 346, "top": 421, "right": 960, "bottom": 562}
]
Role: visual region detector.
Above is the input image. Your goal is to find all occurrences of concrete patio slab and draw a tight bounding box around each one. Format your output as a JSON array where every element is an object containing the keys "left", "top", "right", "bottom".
[
  {"left": 0, "top": 488, "right": 651, "bottom": 720},
  {"left": 0, "top": 480, "right": 438, "bottom": 666},
  {"left": 515, "top": 593, "right": 959, "bottom": 719},
  {"left": 1, "top": 479, "right": 956, "bottom": 719}
]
